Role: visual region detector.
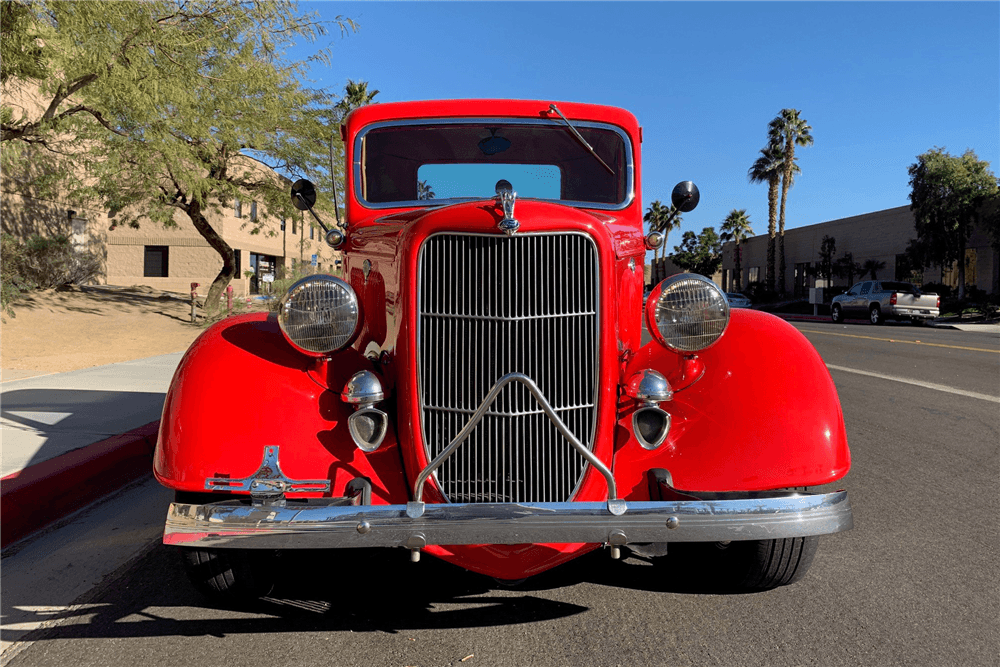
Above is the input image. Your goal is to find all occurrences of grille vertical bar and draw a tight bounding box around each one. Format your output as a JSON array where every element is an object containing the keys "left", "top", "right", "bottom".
[{"left": 417, "top": 232, "right": 600, "bottom": 504}]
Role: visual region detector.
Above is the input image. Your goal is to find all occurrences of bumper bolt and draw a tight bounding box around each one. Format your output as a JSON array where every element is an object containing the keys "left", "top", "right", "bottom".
[
  {"left": 410, "top": 549, "right": 421, "bottom": 563},
  {"left": 666, "top": 516, "right": 679, "bottom": 529},
  {"left": 357, "top": 521, "right": 371, "bottom": 534}
]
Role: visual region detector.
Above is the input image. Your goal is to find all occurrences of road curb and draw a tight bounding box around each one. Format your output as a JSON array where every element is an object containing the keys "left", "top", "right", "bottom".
[{"left": 0, "top": 420, "right": 160, "bottom": 548}]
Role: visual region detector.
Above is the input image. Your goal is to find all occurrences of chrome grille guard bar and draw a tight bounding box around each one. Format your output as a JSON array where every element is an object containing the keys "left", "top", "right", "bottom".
[
  {"left": 412, "top": 372, "right": 621, "bottom": 517},
  {"left": 163, "top": 491, "right": 853, "bottom": 550}
]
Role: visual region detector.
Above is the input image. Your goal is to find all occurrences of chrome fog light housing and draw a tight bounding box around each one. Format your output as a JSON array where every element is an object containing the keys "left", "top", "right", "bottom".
[
  {"left": 278, "top": 275, "right": 361, "bottom": 355},
  {"left": 646, "top": 273, "right": 730, "bottom": 352}
]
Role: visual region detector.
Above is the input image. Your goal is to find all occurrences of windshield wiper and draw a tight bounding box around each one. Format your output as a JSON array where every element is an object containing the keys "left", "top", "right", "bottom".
[{"left": 548, "top": 103, "right": 615, "bottom": 176}]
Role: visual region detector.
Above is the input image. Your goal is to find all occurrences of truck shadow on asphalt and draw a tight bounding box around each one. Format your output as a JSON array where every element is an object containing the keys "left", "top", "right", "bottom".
[{"left": 6, "top": 542, "right": 751, "bottom": 644}]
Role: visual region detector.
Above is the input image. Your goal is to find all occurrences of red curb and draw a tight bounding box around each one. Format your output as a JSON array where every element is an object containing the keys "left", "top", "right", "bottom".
[{"left": 0, "top": 420, "right": 160, "bottom": 548}]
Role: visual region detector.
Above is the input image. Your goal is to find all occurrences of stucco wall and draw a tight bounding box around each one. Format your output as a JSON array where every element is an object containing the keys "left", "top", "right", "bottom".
[{"left": 722, "top": 205, "right": 999, "bottom": 295}]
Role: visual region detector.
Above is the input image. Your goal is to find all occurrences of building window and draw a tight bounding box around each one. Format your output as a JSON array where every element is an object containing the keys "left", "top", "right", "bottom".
[
  {"left": 143, "top": 246, "right": 169, "bottom": 277},
  {"left": 280, "top": 218, "right": 286, "bottom": 231},
  {"left": 748, "top": 267, "right": 760, "bottom": 284},
  {"left": 234, "top": 199, "right": 242, "bottom": 218},
  {"left": 942, "top": 248, "right": 977, "bottom": 289},
  {"left": 292, "top": 219, "right": 297, "bottom": 235},
  {"left": 233, "top": 249, "right": 241, "bottom": 274},
  {"left": 250, "top": 201, "right": 258, "bottom": 222},
  {"left": 310, "top": 225, "right": 315, "bottom": 240}
]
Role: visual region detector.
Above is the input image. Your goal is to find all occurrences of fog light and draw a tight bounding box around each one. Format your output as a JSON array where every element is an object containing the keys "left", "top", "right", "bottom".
[
  {"left": 348, "top": 407, "right": 388, "bottom": 452},
  {"left": 342, "top": 371, "right": 384, "bottom": 407},
  {"left": 633, "top": 406, "right": 671, "bottom": 450}
]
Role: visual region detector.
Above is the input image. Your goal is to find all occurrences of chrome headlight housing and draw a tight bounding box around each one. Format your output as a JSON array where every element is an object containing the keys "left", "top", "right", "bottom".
[
  {"left": 645, "top": 273, "right": 730, "bottom": 352},
  {"left": 278, "top": 275, "right": 361, "bottom": 356}
]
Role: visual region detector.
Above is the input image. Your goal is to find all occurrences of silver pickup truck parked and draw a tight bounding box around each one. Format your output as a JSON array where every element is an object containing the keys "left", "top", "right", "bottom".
[{"left": 831, "top": 280, "right": 940, "bottom": 325}]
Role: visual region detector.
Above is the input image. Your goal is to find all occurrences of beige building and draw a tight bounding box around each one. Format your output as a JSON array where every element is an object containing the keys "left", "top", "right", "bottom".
[
  {"left": 720, "top": 205, "right": 999, "bottom": 297},
  {"left": 1, "top": 83, "right": 339, "bottom": 298}
]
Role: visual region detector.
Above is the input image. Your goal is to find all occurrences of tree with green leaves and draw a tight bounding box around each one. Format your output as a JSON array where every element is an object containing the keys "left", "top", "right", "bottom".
[
  {"left": 1, "top": 1, "right": 357, "bottom": 315},
  {"left": 768, "top": 109, "right": 813, "bottom": 296},
  {"left": 325, "top": 79, "right": 379, "bottom": 224},
  {"left": 861, "top": 258, "right": 886, "bottom": 280},
  {"left": 417, "top": 180, "right": 435, "bottom": 200},
  {"left": 719, "top": 209, "right": 753, "bottom": 292},
  {"left": 337, "top": 79, "right": 380, "bottom": 116},
  {"left": 670, "top": 227, "right": 723, "bottom": 278},
  {"left": 748, "top": 143, "right": 784, "bottom": 293},
  {"left": 817, "top": 235, "right": 836, "bottom": 286},
  {"left": 833, "top": 251, "right": 861, "bottom": 286},
  {"left": 907, "top": 147, "right": 999, "bottom": 299},
  {"left": 643, "top": 200, "right": 681, "bottom": 283},
  {"left": 0, "top": 1, "right": 49, "bottom": 86}
]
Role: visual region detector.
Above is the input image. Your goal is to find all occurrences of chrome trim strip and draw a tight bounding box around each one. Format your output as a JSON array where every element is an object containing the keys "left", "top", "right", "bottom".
[
  {"left": 353, "top": 117, "right": 636, "bottom": 211},
  {"left": 163, "top": 491, "right": 853, "bottom": 549}
]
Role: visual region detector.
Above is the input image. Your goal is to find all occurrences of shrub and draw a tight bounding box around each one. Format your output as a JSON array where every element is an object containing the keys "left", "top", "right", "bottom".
[
  {"left": 1, "top": 233, "right": 34, "bottom": 319},
  {"left": 19, "top": 234, "right": 103, "bottom": 289}
]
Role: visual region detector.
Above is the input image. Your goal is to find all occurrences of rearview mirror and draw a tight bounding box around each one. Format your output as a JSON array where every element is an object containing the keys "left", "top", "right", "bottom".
[{"left": 671, "top": 181, "right": 700, "bottom": 213}]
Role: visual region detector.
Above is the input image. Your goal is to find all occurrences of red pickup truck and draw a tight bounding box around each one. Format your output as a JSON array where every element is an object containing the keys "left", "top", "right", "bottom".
[{"left": 154, "top": 100, "right": 853, "bottom": 601}]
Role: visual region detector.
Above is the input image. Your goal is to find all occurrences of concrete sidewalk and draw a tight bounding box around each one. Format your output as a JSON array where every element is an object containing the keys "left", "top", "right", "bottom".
[{"left": 1, "top": 353, "right": 184, "bottom": 547}]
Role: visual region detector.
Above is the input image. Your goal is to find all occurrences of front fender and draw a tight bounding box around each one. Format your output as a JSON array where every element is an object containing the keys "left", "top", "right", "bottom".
[
  {"left": 616, "top": 309, "right": 850, "bottom": 495},
  {"left": 153, "top": 312, "right": 409, "bottom": 504}
]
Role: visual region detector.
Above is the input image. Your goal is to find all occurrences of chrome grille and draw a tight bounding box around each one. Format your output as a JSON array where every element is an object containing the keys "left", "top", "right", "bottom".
[{"left": 418, "top": 232, "right": 600, "bottom": 503}]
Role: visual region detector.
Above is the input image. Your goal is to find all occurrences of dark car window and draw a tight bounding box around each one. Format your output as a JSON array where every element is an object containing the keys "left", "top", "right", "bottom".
[
  {"left": 880, "top": 281, "right": 919, "bottom": 294},
  {"left": 847, "top": 283, "right": 861, "bottom": 295},
  {"left": 358, "top": 121, "right": 630, "bottom": 208},
  {"left": 860, "top": 282, "right": 873, "bottom": 295}
]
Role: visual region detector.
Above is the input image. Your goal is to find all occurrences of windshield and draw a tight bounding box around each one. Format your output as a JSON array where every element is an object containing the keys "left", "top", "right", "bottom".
[{"left": 355, "top": 120, "right": 632, "bottom": 209}]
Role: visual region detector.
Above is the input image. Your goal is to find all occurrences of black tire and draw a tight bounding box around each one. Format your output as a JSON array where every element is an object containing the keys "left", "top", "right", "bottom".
[
  {"left": 869, "top": 305, "right": 884, "bottom": 325},
  {"left": 714, "top": 536, "right": 819, "bottom": 591},
  {"left": 668, "top": 536, "right": 819, "bottom": 592},
  {"left": 174, "top": 491, "right": 276, "bottom": 603},
  {"left": 831, "top": 304, "right": 843, "bottom": 323},
  {"left": 180, "top": 547, "right": 277, "bottom": 603}
]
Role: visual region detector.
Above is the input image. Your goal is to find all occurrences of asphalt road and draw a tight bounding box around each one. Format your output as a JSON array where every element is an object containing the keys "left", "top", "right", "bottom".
[{"left": 5, "top": 319, "right": 999, "bottom": 667}]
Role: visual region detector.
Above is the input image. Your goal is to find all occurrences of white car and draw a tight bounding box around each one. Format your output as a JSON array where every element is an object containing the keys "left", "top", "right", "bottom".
[{"left": 726, "top": 292, "right": 752, "bottom": 309}]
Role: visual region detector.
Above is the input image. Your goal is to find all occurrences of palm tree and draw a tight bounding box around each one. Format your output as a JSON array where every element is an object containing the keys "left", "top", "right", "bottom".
[
  {"left": 643, "top": 200, "right": 682, "bottom": 284},
  {"left": 862, "top": 258, "right": 886, "bottom": 280},
  {"left": 719, "top": 209, "right": 754, "bottom": 292},
  {"left": 336, "top": 79, "right": 380, "bottom": 117},
  {"left": 329, "top": 80, "right": 380, "bottom": 224},
  {"left": 748, "top": 143, "right": 783, "bottom": 293},
  {"left": 417, "top": 180, "right": 435, "bottom": 200},
  {"left": 768, "top": 109, "right": 814, "bottom": 295}
]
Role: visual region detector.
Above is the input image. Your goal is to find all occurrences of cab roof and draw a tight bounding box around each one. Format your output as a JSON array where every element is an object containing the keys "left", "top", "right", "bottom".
[{"left": 343, "top": 99, "right": 641, "bottom": 142}]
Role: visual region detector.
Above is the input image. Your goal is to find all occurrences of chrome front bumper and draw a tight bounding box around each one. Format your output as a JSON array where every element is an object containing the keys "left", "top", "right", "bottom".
[{"left": 163, "top": 490, "right": 852, "bottom": 550}]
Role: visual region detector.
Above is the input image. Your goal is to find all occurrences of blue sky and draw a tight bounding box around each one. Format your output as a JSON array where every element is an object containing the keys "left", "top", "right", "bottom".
[{"left": 291, "top": 1, "right": 998, "bottom": 252}]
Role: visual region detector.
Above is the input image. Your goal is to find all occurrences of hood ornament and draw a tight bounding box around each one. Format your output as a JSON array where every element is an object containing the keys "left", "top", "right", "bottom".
[{"left": 494, "top": 179, "right": 520, "bottom": 236}]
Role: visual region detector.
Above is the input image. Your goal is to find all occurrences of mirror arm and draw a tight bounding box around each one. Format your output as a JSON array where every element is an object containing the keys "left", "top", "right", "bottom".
[{"left": 295, "top": 193, "right": 331, "bottom": 235}]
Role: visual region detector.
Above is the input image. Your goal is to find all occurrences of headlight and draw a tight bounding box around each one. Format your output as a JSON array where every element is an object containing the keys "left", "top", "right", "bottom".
[
  {"left": 646, "top": 273, "right": 729, "bottom": 352},
  {"left": 278, "top": 275, "right": 361, "bottom": 355}
]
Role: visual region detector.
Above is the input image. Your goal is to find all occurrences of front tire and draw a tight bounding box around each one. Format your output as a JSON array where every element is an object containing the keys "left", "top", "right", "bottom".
[
  {"left": 715, "top": 536, "right": 819, "bottom": 590},
  {"left": 669, "top": 536, "right": 819, "bottom": 592},
  {"left": 831, "top": 304, "right": 843, "bottom": 323},
  {"left": 174, "top": 491, "right": 276, "bottom": 603},
  {"left": 869, "top": 305, "right": 884, "bottom": 325},
  {"left": 180, "top": 547, "right": 277, "bottom": 602}
]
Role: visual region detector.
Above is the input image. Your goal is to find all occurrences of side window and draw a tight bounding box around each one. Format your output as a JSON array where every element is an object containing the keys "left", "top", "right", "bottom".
[
  {"left": 860, "top": 282, "right": 873, "bottom": 295},
  {"left": 847, "top": 284, "right": 861, "bottom": 295}
]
